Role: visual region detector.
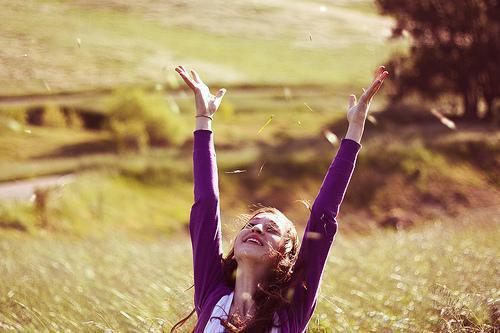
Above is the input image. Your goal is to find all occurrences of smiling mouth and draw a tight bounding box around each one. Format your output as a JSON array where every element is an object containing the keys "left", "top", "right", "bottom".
[{"left": 244, "top": 237, "right": 263, "bottom": 246}]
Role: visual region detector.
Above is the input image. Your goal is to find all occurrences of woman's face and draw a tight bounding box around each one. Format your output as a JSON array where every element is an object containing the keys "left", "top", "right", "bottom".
[{"left": 233, "top": 212, "right": 289, "bottom": 267}]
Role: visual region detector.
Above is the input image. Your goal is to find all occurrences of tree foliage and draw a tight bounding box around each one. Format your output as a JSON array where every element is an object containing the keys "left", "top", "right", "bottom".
[{"left": 376, "top": 0, "right": 500, "bottom": 122}]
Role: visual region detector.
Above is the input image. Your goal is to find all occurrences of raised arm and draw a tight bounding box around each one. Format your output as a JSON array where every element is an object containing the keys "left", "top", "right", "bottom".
[
  {"left": 176, "top": 66, "right": 228, "bottom": 314},
  {"left": 286, "top": 67, "right": 389, "bottom": 330}
]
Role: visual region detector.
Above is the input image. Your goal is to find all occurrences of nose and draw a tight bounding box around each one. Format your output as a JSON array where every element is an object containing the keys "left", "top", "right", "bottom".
[{"left": 251, "top": 223, "right": 263, "bottom": 234}]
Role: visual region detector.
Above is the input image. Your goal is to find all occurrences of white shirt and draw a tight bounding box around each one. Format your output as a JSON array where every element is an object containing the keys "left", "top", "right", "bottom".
[{"left": 204, "top": 291, "right": 281, "bottom": 333}]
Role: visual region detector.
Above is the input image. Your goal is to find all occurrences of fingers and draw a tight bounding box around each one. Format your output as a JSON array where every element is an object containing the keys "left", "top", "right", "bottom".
[
  {"left": 175, "top": 65, "right": 196, "bottom": 90},
  {"left": 360, "top": 70, "right": 389, "bottom": 104},
  {"left": 348, "top": 94, "right": 357, "bottom": 108},
  {"left": 215, "top": 88, "right": 226, "bottom": 99},
  {"left": 191, "top": 69, "right": 203, "bottom": 84},
  {"left": 214, "top": 88, "right": 227, "bottom": 109},
  {"left": 374, "top": 66, "right": 385, "bottom": 79}
]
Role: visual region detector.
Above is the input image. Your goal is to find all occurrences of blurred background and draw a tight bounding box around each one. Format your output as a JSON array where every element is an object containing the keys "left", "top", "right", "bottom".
[{"left": 0, "top": 0, "right": 498, "bottom": 331}]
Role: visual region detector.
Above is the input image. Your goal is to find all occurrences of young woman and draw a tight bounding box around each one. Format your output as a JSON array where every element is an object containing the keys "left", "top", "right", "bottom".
[{"left": 172, "top": 65, "right": 389, "bottom": 332}]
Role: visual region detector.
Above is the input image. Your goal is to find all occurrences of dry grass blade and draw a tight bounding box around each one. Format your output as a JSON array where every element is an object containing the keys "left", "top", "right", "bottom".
[
  {"left": 430, "top": 108, "right": 457, "bottom": 130},
  {"left": 257, "top": 162, "right": 266, "bottom": 177},
  {"left": 304, "top": 102, "right": 314, "bottom": 112},
  {"left": 224, "top": 169, "right": 247, "bottom": 174},
  {"left": 257, "top": 115, "right": 274, "bottom": 134}
]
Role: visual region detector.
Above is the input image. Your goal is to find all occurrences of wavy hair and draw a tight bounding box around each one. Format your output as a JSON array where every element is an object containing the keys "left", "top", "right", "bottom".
[{"left": 171, "top": 206, "right": 301, "bottom": 333}]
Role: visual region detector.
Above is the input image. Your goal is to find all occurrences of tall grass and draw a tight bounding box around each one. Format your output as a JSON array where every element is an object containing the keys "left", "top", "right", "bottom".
[{"left": 0, "top": 215, "right": 497, "bottom": 332}]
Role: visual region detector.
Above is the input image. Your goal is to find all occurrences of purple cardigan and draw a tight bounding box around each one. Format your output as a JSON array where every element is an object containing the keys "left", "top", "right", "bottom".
[{"left": 189, "top": 129, "right": 362, "bottom": 332}]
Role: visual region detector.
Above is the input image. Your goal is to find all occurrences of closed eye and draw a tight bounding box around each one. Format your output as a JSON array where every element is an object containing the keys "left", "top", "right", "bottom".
[{"left": 267, "top": 226, "right": 279, "bottom": 234}]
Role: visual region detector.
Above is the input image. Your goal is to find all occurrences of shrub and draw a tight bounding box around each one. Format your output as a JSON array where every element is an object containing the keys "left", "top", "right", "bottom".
[
  {"left": 61, "top": 106, "right": 84, "bottom": 129},
  {"left": 43, "top": 104, "right": 67, "bottom": 127},
  {"left": 107, "top": 89, "right": 187, "bottom": 151},
  {"left": 109, "top": 118, "right": 148, "bottom": 153},
  {"left": 0, "top": 105, "right": 27, "bottom": 123},
  {"left": 0, "top": 106, "right": 28, "bottom": 133}
]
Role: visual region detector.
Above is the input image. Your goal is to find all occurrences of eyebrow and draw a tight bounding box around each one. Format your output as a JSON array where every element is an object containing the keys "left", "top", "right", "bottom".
[{"left": 251, "top": 217, "right": 281, "bottom": 231}]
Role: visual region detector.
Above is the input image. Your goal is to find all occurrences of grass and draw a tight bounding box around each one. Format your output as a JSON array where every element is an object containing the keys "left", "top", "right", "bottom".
[
  {"left": 0, "top": 0, "right": 403, "bottom": 95},
  {"left": 0, "top": 212, "right": 497, "bottom": 332}
]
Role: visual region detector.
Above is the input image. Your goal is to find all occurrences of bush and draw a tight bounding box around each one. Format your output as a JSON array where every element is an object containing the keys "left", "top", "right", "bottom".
[
  {"left": 0, "top": 106, "right": 28, "bottom": 133},
  {"left": 61, "top": 106, "right": 84, "bottom": 129},
  {"left": 43, "top": 104, "right": 67, "bottom": 127},
  {"left": 107, "top": 89, "right": 187, "bottom": 151},
  {"left": 0, "top": 105, "right": 27, "bottom": 123}
]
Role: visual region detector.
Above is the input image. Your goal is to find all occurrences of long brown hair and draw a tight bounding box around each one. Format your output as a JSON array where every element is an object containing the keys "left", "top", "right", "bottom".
[{"left": 171, "top": 206, "right": 301, "bottom": 333}]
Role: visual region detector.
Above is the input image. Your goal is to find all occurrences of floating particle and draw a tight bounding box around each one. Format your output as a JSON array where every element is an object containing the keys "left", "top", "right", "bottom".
[
  {"left": 319, "top": 5, "right": 327, "bottom": 12},
  {"left": 76, "top": 38, "right": 81, "bottom": 48},
  {"left": 225, "top": 169, "right": 247, "bottom": 174},
  {"left": 283, "top": 87, "right": 292, "bottom": 100},
  {"left": 295, "top": 199, "right": 311, "bottom": 211},
  {"left": 303, "top": 102, "right": 314, "bottom": 112},
  {"left": 43, "top": 80, "right": 51, "bottom": 92},
  {"left": 297, "top": 120, "right": 302, "bottom": 126},
  {"left": 367, "top": 114, "right": 377, "bottom": 125},
  {"left": 258, "top": 162, "right": 266, "bottom": 177},
  {"left": 430, "top": 108, "right": 456, "bottom": 130},
  {"left": 306, "top": 231, "right": 323, "bottom": 239},
  {"left": 257, "top": 114, "right": 274, "bottom": 134},
  {"left": 309, "top": 33, "right": 312, "bottom": 41},
  {"left": 155, "top": 83, "right": 163, "bottom": 91},
  {"left": 440, "top": 117, "right": 456, "bottom": 130},
  {"left": 22, "top": 53, "right": 28, "bottom": 57},
  {"left": 323, "top": 129, "right": 338, "bottom": 145},
  {"left": 24, "top": 129, "right": 32, "bottom": 134}
]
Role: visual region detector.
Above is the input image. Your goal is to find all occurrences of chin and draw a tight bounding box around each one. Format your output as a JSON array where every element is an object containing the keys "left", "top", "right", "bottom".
[{"left": 234, "top": 244, "right": 273, "bottom": 264}]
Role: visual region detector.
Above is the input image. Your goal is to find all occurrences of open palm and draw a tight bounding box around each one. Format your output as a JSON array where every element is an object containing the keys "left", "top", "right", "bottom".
[
  {"left": 347, "top": 66, "right": 389, "bottom": 126},
  {"left": 175, "top": 65, "right": 226, "bottom": 117}
]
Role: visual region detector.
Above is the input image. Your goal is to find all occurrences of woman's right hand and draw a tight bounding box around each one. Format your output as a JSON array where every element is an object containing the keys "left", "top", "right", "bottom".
[{"left": 175, "top": 65, "right": 227, "bottom": 118}]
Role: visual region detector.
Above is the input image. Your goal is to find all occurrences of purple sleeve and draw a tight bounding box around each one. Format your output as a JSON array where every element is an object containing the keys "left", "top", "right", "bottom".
[
  {"left": 287, "top": 138, "right": 362, "bottom": 330},
  {"left": 189, "top": 129, "right": 225, "bottom": 314}
]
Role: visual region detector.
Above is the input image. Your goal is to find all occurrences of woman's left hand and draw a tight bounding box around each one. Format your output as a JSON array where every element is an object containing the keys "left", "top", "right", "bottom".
[{"left": 347, "top": 66, "right": 389, "bottom": 126}]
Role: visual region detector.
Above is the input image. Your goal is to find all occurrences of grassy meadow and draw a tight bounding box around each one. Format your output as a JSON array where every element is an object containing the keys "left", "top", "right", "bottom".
[
  {"left": 0, "top": 0, "right": 499, "bottom": 332},
  {"left": 1, "top": 210, "right": 498, "bottom": 332}
]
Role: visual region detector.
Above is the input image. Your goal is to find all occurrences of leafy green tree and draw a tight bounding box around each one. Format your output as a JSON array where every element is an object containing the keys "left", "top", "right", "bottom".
[{"left": 376, "top": 0, "right": 499, "bottom": 123}]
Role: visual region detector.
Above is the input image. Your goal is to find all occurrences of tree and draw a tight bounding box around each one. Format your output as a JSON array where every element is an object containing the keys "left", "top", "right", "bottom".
[{"left": 376, "top": 0, "right": 500, "bottom": 123}]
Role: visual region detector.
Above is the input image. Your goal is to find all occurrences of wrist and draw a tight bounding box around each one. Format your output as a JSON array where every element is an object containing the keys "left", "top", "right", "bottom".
[
  {"left": 345, "top": 123, "right": 364, "bottom": 143},
  {"left": 195, "top": 117, "right": 212, "bottom": 131}
]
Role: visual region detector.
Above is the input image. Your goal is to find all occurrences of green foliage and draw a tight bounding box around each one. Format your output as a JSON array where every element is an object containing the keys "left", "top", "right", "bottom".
[
  {"left": 43, "top": 104, "right": 67, "bottom": 127},
  {"left": 0, "top": 106, "right": 27, "bottom": 123},
  {"left": 377, "top": 0, "right": 499, "bottom": 121},
  {"left": 107, "top": 89, "right": 187, "bottom": 152},
  {"left": 63, "top": 107, "right": 84, "bottom": 129},
  {"left": 0, "top": 106, "right": 28, "bottom": 133},
  {"left": 0, "top": 202, "right": 36, "bottom": 232}
]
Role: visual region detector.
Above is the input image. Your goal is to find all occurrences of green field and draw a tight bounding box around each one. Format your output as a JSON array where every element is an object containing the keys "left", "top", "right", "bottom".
[
  {"left": 1, "top": 210, "right": 498, "bottom": 332},
  {"left": 0, "top": 0, "right": 403, "bottom": 95},
  {"left": 0, "top": 1, "right": 499, "bottom": 332}
]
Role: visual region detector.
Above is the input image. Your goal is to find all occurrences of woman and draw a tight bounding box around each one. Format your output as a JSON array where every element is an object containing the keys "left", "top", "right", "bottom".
[{"left": 172, "top": 65, "right": 389, "bottom": 332}]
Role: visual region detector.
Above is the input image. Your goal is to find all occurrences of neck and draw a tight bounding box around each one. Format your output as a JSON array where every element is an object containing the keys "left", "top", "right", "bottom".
[{"left": 230, "top": 260, "right": 269, "bottom": 319}]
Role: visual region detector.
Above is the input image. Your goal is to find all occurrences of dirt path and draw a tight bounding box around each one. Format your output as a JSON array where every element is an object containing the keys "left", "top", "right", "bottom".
[{"left": 0, "top": 174, "right": 75, "bottom": 201}]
